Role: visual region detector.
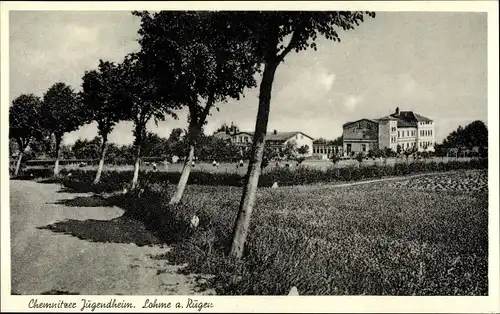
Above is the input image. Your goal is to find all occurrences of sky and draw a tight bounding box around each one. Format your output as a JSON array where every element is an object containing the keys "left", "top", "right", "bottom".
[{"left": 9, "top": 11, "right": 488, "bottom": 146}]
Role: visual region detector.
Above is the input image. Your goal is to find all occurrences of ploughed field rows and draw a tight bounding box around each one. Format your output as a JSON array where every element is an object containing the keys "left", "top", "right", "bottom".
[{"left": 386, "top": 170, "right": 487, "bottom": 193}]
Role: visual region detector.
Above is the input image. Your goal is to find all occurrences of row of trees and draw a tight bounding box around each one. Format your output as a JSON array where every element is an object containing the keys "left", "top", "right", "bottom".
[{"left": 10, "top": 11, "right": 375, "bottom": 259}]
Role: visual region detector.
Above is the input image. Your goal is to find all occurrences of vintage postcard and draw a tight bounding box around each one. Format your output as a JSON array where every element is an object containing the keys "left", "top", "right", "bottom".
[{"left": 1, "top": 1, "right": 499, "bottom": 313}]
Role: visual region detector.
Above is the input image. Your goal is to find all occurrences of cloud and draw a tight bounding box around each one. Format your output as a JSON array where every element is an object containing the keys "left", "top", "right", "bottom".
[
  {"left": 320, "top": 73, "right": 336, "bottom": 91},
  {"left": 343, "top": 94, "right": 363, "bottom": 111}
]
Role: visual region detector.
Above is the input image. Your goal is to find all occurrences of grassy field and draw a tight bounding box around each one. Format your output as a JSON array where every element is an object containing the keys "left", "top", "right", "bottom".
[
  {"left": 27, "top": 156, "right": 481, "bottom": 174},
  {"left": 109, "top": 169, "right": 488, "bottom": 295}
]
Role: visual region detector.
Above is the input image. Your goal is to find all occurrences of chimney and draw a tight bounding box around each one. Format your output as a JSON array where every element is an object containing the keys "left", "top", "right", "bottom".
[
  {"left": 395, "top": 107, "right": 400, "bottom": 115},
  {"left": 273, "top": 129, "right": 277, "bottom": 135}
]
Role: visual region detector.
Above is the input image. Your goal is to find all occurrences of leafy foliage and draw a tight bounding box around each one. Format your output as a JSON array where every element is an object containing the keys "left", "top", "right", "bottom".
[
  {"left": 41, "top": 82, "right": 84, "bottom": 141},
  {"left": 134, "top": 11, "right": 262, "bottom": 149},
  {"left": 80, "top": 60, "right": 127, "bottom": 141},
  {"left": 442, "top": 120, "right": 488, "bottom": 150},
  {"left": 9, "top": 94, "right": 44, "bottom": 152}
]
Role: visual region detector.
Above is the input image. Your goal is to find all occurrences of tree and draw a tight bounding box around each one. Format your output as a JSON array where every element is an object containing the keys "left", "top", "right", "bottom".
[
  {"left": 9, "top": 94, "right": 44, "bottom": 176},
  {"left": 168, "top": 128, "right": 184, "bottom": 143},
  {"left": 118, "top": 53, "right": 180, "bottom": 189},
  {"left": 41, "top": 83, "right": 84, "bottom": 176},
  {"left": 81, "top": 60, "right": 127, "bottom": 184},
  {"left": 228, "top": 11, "right": 375, "bottom": 258},
  {"left": 72, "top": 137, "right": 101, "bottom": 160},
  {"left": 331, "top": 135, "right": 343, "bottom": 146},
  {"left": 142, "top": 131, "right": 170, "bottom": 157},
  {"left": 355, "top": 152, "right": 364, "bottom": 166},
  {"left": 403, "top": 146, "right": 417, "bottom": 162},
  {"left": 396, "top": 144, "right": 402, "bottom": 156},
  {"left": 442, "top": 120, "right": 488, "bottom": 152},
  {"left": 297, "top": 144, "right": 310, "bottom": 156},
  {"left": 134, "top": 11, "right": 261, "bottom": 204}
]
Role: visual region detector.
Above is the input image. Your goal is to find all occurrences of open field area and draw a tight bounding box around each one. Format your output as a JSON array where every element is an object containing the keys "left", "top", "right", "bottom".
[
  {"left": 12, "top": 168, "right": 488, "bottom": 295},
  {"left": 20, "top": 156, "right": 482, "bottom": 175}
]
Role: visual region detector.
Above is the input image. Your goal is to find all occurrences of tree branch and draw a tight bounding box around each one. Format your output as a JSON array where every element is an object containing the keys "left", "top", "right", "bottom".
[
  {"left": 200, "top": 93, "right": 215, "bottom": 124},
  {"left": 276, "top": 24, "right": 304, "bottom": 63}
]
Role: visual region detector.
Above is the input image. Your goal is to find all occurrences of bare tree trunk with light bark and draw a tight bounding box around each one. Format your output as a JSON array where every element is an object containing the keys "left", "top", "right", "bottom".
[
  {"left": 14, "top": 151, "right": 23, "bottom": 177},
  {"left": 230, "top": 60, "right": 278, "bottom": 259},
  {"left": 94, "top": 136, "right": 108, "bottom": 184},
  {"left": 169, "top": 144, "right": 195, "bottom": 204},
  {"left": 131, "top": 144, "right": 141, "bottom": 190},
  {"left": 53, "top": 136, "right": 62, "bottom": 177}
]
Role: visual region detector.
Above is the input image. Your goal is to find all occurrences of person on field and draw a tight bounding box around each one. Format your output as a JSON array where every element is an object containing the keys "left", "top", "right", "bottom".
[
  {"left": 152, "top": 162, "right": 157, "bottom": 172},
  {"left": 213, "top": 160, "right": 217, "bottom": 168},
  {"left": 239, "top": 159, "right": 244, "bottom": 168}
]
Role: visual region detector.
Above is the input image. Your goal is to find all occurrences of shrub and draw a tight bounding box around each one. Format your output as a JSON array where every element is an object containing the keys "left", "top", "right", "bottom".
[{"left": 24, "top": 158, "right": 488, "bottom": 193}]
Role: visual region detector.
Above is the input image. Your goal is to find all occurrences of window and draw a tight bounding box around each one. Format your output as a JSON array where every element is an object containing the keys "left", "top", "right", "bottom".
[
  {"left": 362, "top": 144, "right": 367, "bottom": 152},
  {"left": 398, "top": 131, "right": 400, "bottom": 138},
  {"left": 244, "top": 137, "right": 248, "bottom": 143},
  {"left": 300, "top": 135, "right": 303, "bottom": 139},
  {"left": 296, "top": 134, "right": 299, "bottom": 140}
]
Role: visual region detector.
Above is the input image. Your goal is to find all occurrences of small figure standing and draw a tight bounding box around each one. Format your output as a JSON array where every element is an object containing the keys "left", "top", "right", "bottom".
[
  {"left": 191, "top": 161, "right": 196, "bottom": 168},
  {"left": 239, "top": 159, "right": 244, "bottom": 168},
  {"left": 152, "top": 162, "right": 157, "bottom": 172},
  {"left": 212, "top": 160, "right": 217, "bottom": 168}
]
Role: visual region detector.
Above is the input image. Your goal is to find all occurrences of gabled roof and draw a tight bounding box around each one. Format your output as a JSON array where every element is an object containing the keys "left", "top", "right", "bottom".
[
  {"left": 390, "top": 111, "right": 432, "bottom": 125},
  {"left": 376, "top": 115, "right": 399, "bottom": 121},
  {"left": 233, "top": 131, "right": 314, "bottom": 141},
  {"left": 234, "top": 131, "right": 254, "bottom": 137},
  {"left": 413, "top": 113, "right": 433, "bottom": 122},
  {"left": 342, "top": 118, "right": 379, "bottom": 128},
  {"left": 266, "top": 131, "right": 314, "bottom": 141}
]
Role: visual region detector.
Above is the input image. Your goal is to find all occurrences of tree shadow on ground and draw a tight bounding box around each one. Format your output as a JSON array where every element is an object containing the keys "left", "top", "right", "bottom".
[
  {"left": 37, "top": 215, "right": 163, "bottom": 247},
  {"left": 51, "top": 195, "right": 115, "bottom": 207}
]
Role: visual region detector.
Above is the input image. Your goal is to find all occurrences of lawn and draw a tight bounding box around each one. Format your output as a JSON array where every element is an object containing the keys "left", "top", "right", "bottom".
[
  {"left": 114, "top": 169, "right": 488, "bottom": 296},
  {"left": 26, "top": 156, "right": 480, "bottom": 174}
]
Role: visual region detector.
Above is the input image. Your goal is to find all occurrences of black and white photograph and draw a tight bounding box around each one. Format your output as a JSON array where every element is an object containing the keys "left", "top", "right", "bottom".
[{"left": 1, "top": 1, "right": 499, "bottom": 313}]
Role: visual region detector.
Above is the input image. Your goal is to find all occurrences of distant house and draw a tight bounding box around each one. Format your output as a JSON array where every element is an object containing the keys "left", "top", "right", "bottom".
[
  {"left": 312, "top": 140, "right": 342, "bottom": 160},
  {"left": 342, "top": 107, "right": 435, "bottom": 156},
  {"left": 214, "top": 128, "right": 314, "bottom": 157}
]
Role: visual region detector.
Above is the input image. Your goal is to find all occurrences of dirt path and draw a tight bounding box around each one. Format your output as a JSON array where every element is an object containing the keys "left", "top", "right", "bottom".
[{"left": 10, "top": 180, "right": 212, "bottom": 295}]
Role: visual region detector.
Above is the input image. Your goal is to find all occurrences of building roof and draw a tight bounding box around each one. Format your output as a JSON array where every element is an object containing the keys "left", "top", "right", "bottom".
[
  {"left": 376, "top": 115, "right": 399, "bottom": 121},
  {"left": 390, "top": 111, "right": 433, "bottom": 126},
  {"left": 342, "top": 118, "right": 379, "bottom": 128},
  {"left": 233, "top": 131, "right": 314, "bottom": 141},
  {"left": 343, "top": 111, "right": 432, "bottom": 130}
]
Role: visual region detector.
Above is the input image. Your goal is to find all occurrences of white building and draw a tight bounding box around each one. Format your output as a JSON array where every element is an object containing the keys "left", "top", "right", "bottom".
[
  {"left": 343, "top": 108, "right": 435, "bottom": 155},
  {"left": 214, "top": 129, "right": 314, "bottom": 157}
]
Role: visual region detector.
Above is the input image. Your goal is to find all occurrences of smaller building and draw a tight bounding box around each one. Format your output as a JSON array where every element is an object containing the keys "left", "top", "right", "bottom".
[
  {"left": 312, "top": 141, "right": 342, "bottom": 160},
  {"left": 342, "top": 119, "right": 379, "bottom": 156},
  {"left": 213, "top": 127, "right": 314, "bottom": 157}
]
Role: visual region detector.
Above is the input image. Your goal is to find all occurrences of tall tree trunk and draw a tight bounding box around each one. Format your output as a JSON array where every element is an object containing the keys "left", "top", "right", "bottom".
[
  {"left": 53, "top": 136, "right": 62, "bottom": 177},
  {"left": 230, "top": 60, "right": 278, "bottom": 259},
  {"left": 131, "top": 144, "right": 141, "bottom": 190},
  {"left": 14, "top": 151, "right": 23, "bottom": 177},
  {"left": 94, "top": 136, "right": 108, "bottom": 184},
  {"left": 169, "top": 144, "right": 195, "bottom": 205},
  {"left": 131, "top": 124, "right": 144, "bottom": 190},
  {"left": 169, "top": 95, "right": 213, "bottom": 205}
]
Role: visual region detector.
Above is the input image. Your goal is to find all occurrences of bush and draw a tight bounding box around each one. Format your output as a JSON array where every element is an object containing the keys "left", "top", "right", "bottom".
[{"left": 16, "top": 158, "right": 488, "bottom": 192}]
